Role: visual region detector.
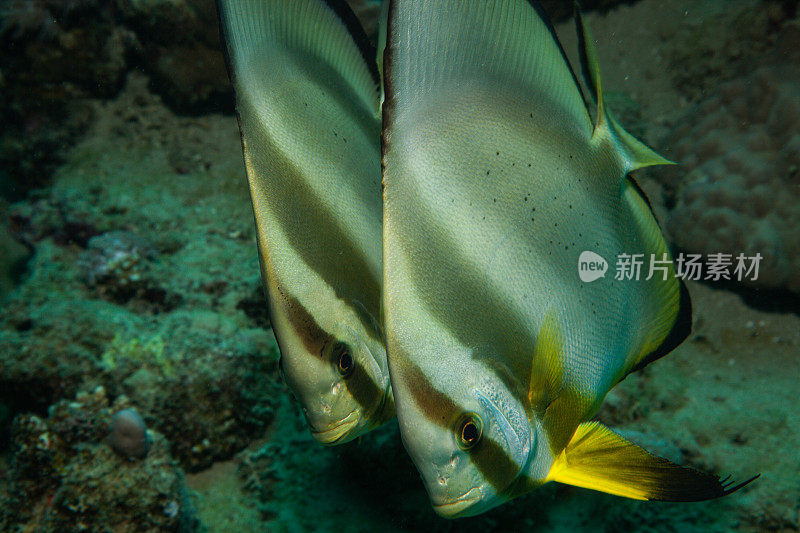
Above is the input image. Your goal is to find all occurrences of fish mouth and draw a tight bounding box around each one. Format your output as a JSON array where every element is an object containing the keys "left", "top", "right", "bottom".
[
  {"left": 432, "top": 487, "right": 483, "bottom": 518},
  {"left": 310, "top": 410, "right": 360, "bottom": 445}
]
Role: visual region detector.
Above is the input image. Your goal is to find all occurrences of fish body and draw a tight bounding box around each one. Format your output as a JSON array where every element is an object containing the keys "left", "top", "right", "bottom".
[
  {"left": 381, "top": 0, "right": 754, "bottom": 516},
  {"left": 217, "top": 0, "right": 394, "bottom": 444}
]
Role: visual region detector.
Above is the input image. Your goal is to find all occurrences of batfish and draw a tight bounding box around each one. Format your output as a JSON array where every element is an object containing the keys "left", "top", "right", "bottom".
[
  {"left": 381, "top": 0, "right": 756, "bottom": 516},
  {"left": 218, "top": 0, "right": 394, "bottom": 444}
]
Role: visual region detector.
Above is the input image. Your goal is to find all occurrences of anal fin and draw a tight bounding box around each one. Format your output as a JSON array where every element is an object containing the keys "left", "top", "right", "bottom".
[{"left": 547, "top": 422, "right": 759, "bottom": 501}]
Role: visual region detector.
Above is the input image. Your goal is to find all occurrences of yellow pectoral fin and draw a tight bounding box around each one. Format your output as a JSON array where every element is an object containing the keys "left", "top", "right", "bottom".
[{"left": 547, "top": 422, "right": 758, "bottom": 501}]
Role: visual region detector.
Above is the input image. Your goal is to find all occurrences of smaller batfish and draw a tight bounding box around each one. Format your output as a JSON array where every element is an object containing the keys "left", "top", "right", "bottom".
[{"left": 217, "top": 0, "right": 394, "bottom": 444}]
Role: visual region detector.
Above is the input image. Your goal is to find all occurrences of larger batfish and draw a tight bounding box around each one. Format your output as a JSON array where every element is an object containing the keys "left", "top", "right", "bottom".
[
  {"left": 381, "top": 0, "right": 756, "bottom": 517},
  {"left": 217, "top": 0, "right": 393, "bottom": 444}
]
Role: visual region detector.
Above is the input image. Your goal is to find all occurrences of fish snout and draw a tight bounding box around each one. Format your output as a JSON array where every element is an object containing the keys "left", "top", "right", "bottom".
[
  {"left": 422, "top": 454, "right": 489, "bottom": 518},
  {"left": 431, "top": 486, "right": 485, "bottom": 518}
]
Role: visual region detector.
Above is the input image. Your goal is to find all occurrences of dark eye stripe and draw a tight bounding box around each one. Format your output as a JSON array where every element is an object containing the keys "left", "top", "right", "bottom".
[
  {"left": 395, "top": 357, "right": 522, "bottom": 493},
  {"left": 471, "top": 432, "right": 525, "bottom": 495},
  {"left": 397, "top": 356, "right": 459, "bottom": 427},
  {"left": 343, "top": 358, "right": 385, "bottom": 417},
  {"left": 272, "top": 287, "right": 374, "bottom": 358}
]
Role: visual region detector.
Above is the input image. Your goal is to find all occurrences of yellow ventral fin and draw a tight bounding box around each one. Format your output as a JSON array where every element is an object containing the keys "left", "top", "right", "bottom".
[
  {"left": 547, "top": 422, "right": 759, "bottom": 501},
  {"left": 529, "top": 311, "right": 590, "bottom": 455},
  {"left": 575, "top": 4, "right": 674, "bottom": 172},
  {"left": 528, "top": 310, "right": 564, "bottom": 414}
]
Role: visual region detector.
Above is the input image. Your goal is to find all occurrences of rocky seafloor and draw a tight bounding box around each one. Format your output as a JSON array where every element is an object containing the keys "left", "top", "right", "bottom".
[{"left": 1, "top": 0, "right": 798, "bottom": 531}]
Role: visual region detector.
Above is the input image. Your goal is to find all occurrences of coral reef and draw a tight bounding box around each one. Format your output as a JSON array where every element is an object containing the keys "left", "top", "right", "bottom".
[
  {"left": 664, "top": 62, "right": 800, "bottom": 294},
  {"left": 0, "top": 199, "right": 30, "bottom": 297},
  {"left": 1, "top": 387, "right": 199, "bottom": 532},
  {"left": 0, "top": 252, "right": 282, "bottom": 471},
  {"left": 0, "top": 74, "right": 282, "bottom": 471},
  {"left": 102, "top": 328, "right": 282, "bottom": 471},
  {"left": 0, "top": 0, "right": 228, "bottom": 194},
  {"left": 0, "top": 0, "right": 127, "bottom": 196},
  {"left": 119, "top": 0, "right": 230, "bottom": 112},
  {"left": 79, "top": 230, "right": 183, "bottom": 312}
]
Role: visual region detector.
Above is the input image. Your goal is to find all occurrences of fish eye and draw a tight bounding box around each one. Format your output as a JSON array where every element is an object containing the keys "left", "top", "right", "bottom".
[
  {"left": 455, "top": 413, "right": 483, "bottom": 450},
  {"left": 332, "top": 342, "right": 354, "bottom": 378}
]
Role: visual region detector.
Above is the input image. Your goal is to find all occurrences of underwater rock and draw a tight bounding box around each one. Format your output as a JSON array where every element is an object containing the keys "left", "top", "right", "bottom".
[
  {"left": 81, "top": 231, "right": 155, "bottom": 287},
  {"left": 2, "top": 202, "right": 279, "bottom": 474},
  {"left": 0, "top": 0, "right": 129, "bottom": 196},
  {"left": 0, "top": 0, "right": 223, "bottom": 193},
  {"left": 7, "top": 190, "right": 104, "bottom": 248},
  {"left": 104, "top": 331, "right": 282, "bottom": 472},
  {"left": 0, "top": 200, "right": 30, "bottom": 297},
  {"left": 664, "top": 63, "right": 800, "bottom": 294},
  {"left": 79, "top": 230, "right": 182, "bottom": 312},
  {"left": 148, "top": 43, "right": 230, "bottom": 113},
  {"left": 109, "top": 408, "right": 151, "bottom": 459},
  {"left": 1, "top": 387, "right": 199, "bottom": 531},
  {"left": 0, "top": 91, "right": 279, "bottom": 469},
  {"left": 1, "top": 296, "right": 281, "bottom": 473},
  {"left": 117, "top": 0, "right": 231, "bottom": 113}
]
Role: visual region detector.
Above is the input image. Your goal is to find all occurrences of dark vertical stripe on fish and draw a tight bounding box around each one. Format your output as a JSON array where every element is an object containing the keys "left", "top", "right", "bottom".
[
  {"left": 343, "top": 359, "right": 385, "bottom": 420},
  {"left": 276, "top": 288, "right": 333, "bottom": 356},
  {"left": 397, "top": 357, "right": 522, "bottom": 492}
]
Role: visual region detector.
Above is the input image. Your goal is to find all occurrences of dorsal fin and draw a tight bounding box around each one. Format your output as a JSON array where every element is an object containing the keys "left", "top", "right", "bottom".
[
  {"left": 575, "top": 4, "right": 673, "bottom": 172},
  {"left": 217, "top": 0, "right": 379, "bottom": 115},
  {"left": 377, "top": 0, "right": 389, "bottom": 110}
]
